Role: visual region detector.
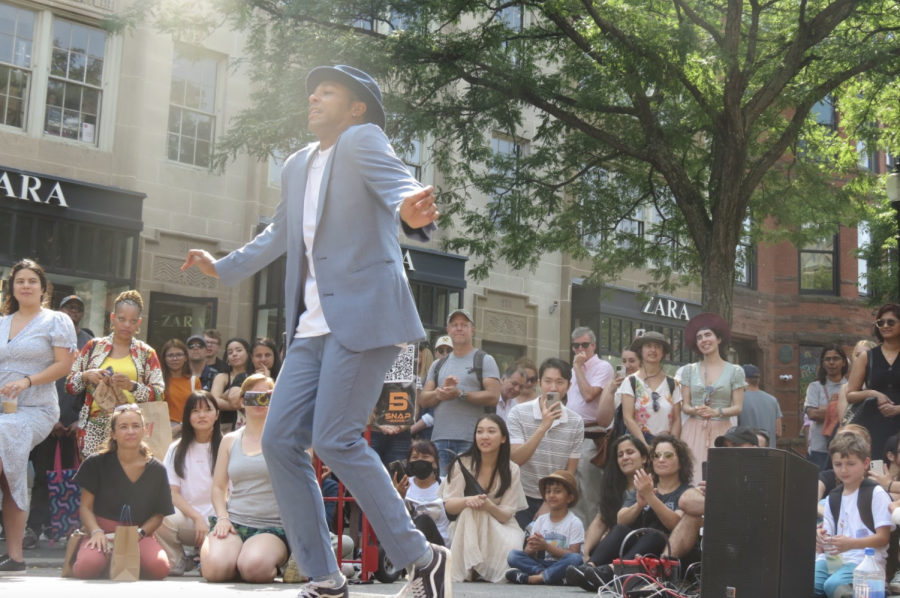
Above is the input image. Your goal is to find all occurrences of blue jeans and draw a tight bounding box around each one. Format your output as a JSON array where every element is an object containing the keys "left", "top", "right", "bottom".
[
  {"left": 261, "top": 335, "right": 428, "bottom": 578},
  {"left": 369, "top": 429, "right": 412, "bottom": 468},
  {"left": 809, "top": 451, "right": 830, "bottom": 472},
  {"left": 434, "top": 439, "right": 473, "bottom": 477},
  {"left": 507, "top": 550, "right": 584, "bottom": 584},
  {"left": 814, "top": 559, "right": 857, "bottom": 598}
]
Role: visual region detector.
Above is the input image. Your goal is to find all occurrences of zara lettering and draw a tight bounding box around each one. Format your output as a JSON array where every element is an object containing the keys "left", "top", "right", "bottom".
[
  {"left": 0, "top": 170, "right": 68, "bottom": 207},
  {"left": 641, "top": 297, "right": 690, "bottom": 321}
]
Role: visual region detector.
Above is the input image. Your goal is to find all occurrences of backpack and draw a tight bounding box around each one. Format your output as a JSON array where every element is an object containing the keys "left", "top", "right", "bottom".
[
  {"left": 828, "top": 478, "right": 878, "bottom": 534},
  {"left": 430, "top": 349, "right": 494, "bottom": 413}
]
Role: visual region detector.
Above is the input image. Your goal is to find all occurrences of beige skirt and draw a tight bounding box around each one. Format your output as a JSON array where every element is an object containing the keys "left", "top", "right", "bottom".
[
  {"left": 681, "top": 417, "right": 732, "bottom": 486},
  {"left": 447, "top": 508, "right": 526, "bottom": 583}
]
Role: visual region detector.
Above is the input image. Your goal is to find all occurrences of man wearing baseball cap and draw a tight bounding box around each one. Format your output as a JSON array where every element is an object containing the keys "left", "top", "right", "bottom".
[
  {"left": 433, "top": 335, "right": 452, "bottom": 358},
  {"left": 181, "top": 65, "right": 446, "bottom": 598},
  {"left": 714, "top": 426, "right": 760, "bottom": 448},
  {"left": 738, "top": 364, "right": 781, "bottom": 448},
  {"left": 420, "top": 309, "right": 501, "bottom": 475},
  {"left": 185, "top": 335, "right": 218, "bottom": 391}
]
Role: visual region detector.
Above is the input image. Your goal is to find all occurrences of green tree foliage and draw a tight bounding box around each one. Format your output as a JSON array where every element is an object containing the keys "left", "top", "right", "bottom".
[{"left": 111, "top": 0, "right": 900, "bottom": 320}]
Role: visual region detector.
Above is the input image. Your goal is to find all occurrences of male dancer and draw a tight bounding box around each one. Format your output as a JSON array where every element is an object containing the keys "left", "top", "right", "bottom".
[{"left": 182, "top": 65, "right": 447, "bottom": 598}]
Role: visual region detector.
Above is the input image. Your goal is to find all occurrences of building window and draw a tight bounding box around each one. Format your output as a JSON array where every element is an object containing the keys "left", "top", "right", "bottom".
[
  {"left": 857, "top": 140, "right": 878, "bottom": 173},
  {"left": 799, "top": 232, "right": 838, "bottom": 294},
  {"left": 253, "top": 253, "right": 286, "bottom": 343},
  {"left": 0, "top": 3, "right": 34, "bottom": 129},
  {"left": 167, "top": 50, "right": 217, "bottom": 168},
  {"left": 46, "top": 19, "right": 105, "bottom": 143},
  {"left": 498, "top": 5, "right": 523, "bottom": 30},
  {"left": 268, "top": 149, "right": 285, "bottom": 187},
  {"left": 811, "top": 96, "right": 835, "bottom": 131},
  {"left": 858, "top": 223, "right": 870, "bottom": 296},
  {"left": 147, "top": 292, "right": 217, "bottom": 353},
  {"left": 736, "top": 217, "right": 754, "bottom": 287},
  {"left": 400, "top": 139, "right": 422, "bottom": 180},
  {"left": 488, "top": 135, "right": 523, "bottom": 227}
]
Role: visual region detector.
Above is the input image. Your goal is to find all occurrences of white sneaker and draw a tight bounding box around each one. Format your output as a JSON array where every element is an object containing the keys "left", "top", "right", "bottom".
[{"left": 890, "top": 569, "right": 900, "bottom": 594}]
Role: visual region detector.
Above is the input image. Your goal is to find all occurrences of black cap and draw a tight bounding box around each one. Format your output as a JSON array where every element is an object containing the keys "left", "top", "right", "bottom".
[
  {"left": 714, "top": 426, "right": 760, "bottom": 447},
  {"left": 59, "top": 295, "right": 85, "bottom": 309}
]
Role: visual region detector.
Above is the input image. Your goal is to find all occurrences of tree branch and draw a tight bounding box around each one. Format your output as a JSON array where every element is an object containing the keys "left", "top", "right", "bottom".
[{"left": 671, "top": 0, "right": 724, "bottom": 46}]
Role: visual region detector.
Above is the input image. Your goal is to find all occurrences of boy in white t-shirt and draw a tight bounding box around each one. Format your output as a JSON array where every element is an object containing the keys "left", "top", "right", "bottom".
[
  {"left": 506, "top": 470, "right": 584, "bottom": 585},
  {"left": 815, "top": 433, "right": 892, "bottom": 598}
]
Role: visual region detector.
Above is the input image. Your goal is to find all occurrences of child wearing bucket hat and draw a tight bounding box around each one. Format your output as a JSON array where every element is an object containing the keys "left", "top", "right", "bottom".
[{"left": 505, "top": 470, "right": 584, "bottom": 585}]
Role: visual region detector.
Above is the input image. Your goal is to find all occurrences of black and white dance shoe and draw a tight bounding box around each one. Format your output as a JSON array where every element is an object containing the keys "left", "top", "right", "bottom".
[
  {"left": 0, "top": 554, "right": 26, "bottom": 576},
  {"left": 295, "top": 578, "right": 349, "bottom": 598},
  {"left": 396, "top": 543, "right": 451, "bottom": 598}
]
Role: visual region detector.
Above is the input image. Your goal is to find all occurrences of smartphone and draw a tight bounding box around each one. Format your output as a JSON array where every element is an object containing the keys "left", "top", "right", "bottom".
[
  {"left": 635, "top": 329, "right": 646, "bottom": 338},
  {"left": 545, "top": 392, "right": 560, "bottom": 410},
  {"left": 616, "top": 364, "right": 624, "bottom": 376},
  {"left": 388, "top": 460, "right": 406, "bottom": 481},
  {"left": 870, "top": 459, "right": 884, "bottom": 474},
  {"left": 243, "top": 390, "right": 272, "bottom": 407},
  {"left": 701, "top": 461, "right": 708, "bottom": 482},
  {"left": 104, "top": 366, "right": 114, "bottom": 377}
]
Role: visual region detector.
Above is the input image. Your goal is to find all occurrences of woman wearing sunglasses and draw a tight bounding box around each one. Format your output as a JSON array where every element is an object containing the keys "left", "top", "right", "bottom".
[
  {"left": 201, "top": 374, "right": 289, "bottom": 584},
  {"left": 679, "top": 313, "right": 745, "bottom": 485},
  {"left": 619, "top": 332, "right": 681, "bottom": 448},
  {"left": 570, "top": 435, "right": 693, "bottom": 589},
  {"left": 71, "top": 404, "right": 173, "bottom": 579},
  {"left": 847, "top": 303, "right": 900, "bottom": 459}
]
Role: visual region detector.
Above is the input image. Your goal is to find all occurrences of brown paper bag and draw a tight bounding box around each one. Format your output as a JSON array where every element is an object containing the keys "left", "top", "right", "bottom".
[
  {"left": 92, "top": 377, "right": 126, "bottom": 414},
  {"left": 61, "top": 528, "right": 85, "bottom": 578},
  {"left": 140, "top": 401, "right": 173, "bottom": 459},
  {"left": 109, "top": 525, "right": 140, "bottom": 581}
]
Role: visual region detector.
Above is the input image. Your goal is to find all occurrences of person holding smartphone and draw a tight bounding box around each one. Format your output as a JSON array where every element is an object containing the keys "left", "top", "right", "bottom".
[{"left": 507, "top": 358, "right": 584, "bottom": 530}]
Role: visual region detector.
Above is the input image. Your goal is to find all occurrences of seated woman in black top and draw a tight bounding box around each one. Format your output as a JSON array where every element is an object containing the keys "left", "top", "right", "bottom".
[
  {"left": 72, "top": 404, "right": 174, "bottom": 580},
  {"left": 575, "top": 434, "right": 693, "bottom": 590}
]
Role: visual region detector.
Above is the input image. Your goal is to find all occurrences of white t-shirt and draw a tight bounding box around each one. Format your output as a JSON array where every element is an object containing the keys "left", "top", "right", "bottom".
[
  {"left": 406, "top": 481, "right": 451, "bottom": 546},
  {"left": 163, "top": 440, "right": 215, "bottom": 519},
  {"left": 295, "top": 145, "right": 335, "bottom": 338},
  {"left": 532, "top": 511, "right": 585, "bottom": 561},
  {"left": 617, "top": 375, "right": 682, "bottom": 436},
  {"left": 819, "top": 485, "right": 893, "bottom": 567}
]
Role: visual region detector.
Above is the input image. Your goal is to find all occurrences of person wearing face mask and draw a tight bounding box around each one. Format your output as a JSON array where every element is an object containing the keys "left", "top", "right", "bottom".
[{"left": 392, "top": 439, "right": 451, "bottom": 546}]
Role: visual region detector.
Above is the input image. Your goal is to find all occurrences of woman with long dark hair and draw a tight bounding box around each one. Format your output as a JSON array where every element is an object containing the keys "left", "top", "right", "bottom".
[
  {"left": 210, "top": 338, "right": 251, "bottom": 432},
  {"left": 438, "top": 413, "right": 527, "bottom": 582},
  {"left": 161, "top": 339, "right": 201, "bottom": 437},
  {"left": 250, "top": 338, "right": 281, "bottom": 381},
  {"left": 67, "top": 290, "right": 164, "bottom": 457},
  {"left": 71, "top": 405, "right": 173, "bottom": 579},
  {"left": 848, "top": 304, "right": 900, "bottom": 459},
  {"left": 156, "top": 391, "right": 222, "bottom": 575},
  {"left": 804, "top": 343, "right": 848, "bottom": 470},
  {"left": 573, "top": 435, "right": 694, "bottom": 591},
  {"left": 392, "top": 438, "right": 450, "bottom": 546},
  {"left": 0, "top": 260, "right": 76, "bottom": 574}
]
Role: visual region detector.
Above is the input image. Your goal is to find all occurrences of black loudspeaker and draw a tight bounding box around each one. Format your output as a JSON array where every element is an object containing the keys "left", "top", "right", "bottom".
[{"left": 701, "top": 447, "right": 818, "bottom": 598}]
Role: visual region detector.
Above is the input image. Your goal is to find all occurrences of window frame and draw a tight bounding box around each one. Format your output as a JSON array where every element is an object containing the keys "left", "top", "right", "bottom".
[
  {"left": 0, "top": 2, "right": 36, "bottom": 131},
  {"left": 166, "top": 47, "right": 219, "bottom": 169},
  {"left": 798, "top": 232, "right": 839, "bottom": 295}
]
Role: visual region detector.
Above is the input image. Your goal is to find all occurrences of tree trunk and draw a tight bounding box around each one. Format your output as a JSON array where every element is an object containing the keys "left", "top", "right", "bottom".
[{"left": 699, "top": 239, "right": 737, "bottom": 326}]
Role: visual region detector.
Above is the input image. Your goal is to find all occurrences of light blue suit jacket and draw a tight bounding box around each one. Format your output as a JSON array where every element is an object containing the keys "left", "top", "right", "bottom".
[{"left": 215, "top": 124, "right": 435, "bottom": 352}]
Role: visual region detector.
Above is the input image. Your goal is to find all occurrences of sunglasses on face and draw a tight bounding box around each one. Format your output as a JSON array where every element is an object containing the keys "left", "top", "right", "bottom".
[
  {"left": 572, "top": 342, "right": 592, "bottom": 350},
  {"left": 526, "top": 376, "right": 537, "bottom": 385},
  {"left": 114, "top": 404, "right": 141, "bottom": 413},
  {"left": 187, "top": 343, "right": 204, "bottom": 350},
  {"left": 650, "top": 391, "right": 660, "bottom": 413},
  {"left": 877, "top": 318, "right": 899, "bottom": 328},
  {"left": 703, "top": 385, "right": 715, "bottom": 406},
  {"left": 435, "top": 347, "right": 451, "bottom": 355},
  {"left": 651, "top": 451, "right": 676, "bottom": 461},
  {"left": 243, "top": 390, "right": 272, "bottom": 407}
]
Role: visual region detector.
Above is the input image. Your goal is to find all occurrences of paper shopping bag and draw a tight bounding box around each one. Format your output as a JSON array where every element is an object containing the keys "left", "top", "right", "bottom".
[
  {"left": 140, "top": 401, "right": 173, "bottom": 459},
  {"left": 47, "top": 441, "right": 81, "bottom": 541},
  {"left": 61, "top": 528, "right": 85, "bottom": 578},
  {"left": 109, "top": 525, "right": 140, "bottom": 581},
  {"left": 92, "top": 377, "right": 125, "bottom": 414}
]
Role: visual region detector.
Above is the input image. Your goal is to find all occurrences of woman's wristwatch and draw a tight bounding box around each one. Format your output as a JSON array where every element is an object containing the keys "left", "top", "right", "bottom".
[{"left": 137, "top": 528, "right": 147, "bottom": 539}]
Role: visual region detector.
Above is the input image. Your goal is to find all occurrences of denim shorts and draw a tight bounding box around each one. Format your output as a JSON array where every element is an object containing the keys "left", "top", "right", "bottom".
[{"left": 208, "top": 516, "right": 289, "bottom": 548}]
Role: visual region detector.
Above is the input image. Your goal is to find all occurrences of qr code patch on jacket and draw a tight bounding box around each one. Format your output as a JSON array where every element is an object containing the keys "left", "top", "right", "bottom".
[{"left": 384, "top": 343, "right": 416, "bottom": 383}]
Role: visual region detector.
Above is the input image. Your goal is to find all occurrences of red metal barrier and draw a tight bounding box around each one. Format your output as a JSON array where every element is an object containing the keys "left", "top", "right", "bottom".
[{"left": 314, "top": 426, "right": 379, "bottom": 582}]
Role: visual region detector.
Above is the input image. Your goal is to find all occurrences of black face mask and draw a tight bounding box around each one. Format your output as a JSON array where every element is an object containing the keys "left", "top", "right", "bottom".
[{"left": 407, "top": 459, "right": 437, "bottom": 480}]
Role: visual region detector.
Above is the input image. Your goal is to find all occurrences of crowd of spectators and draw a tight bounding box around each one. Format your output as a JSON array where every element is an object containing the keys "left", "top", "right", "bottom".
[{"left": 6, "top": 257, "right": 900, "bottom": 595}]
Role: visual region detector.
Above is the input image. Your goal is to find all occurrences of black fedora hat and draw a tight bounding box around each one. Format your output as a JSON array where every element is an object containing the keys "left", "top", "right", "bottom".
[{"left": 306, "top": 65, "right": 386, "bottom": 131}]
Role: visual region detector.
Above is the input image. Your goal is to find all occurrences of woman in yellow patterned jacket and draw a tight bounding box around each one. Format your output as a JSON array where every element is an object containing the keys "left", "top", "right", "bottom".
[{"left": 66, "top": 290, "right": 164, "bottom": 457}]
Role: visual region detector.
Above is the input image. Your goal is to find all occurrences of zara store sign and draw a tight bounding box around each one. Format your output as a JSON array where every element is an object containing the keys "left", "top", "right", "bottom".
[
  {"left": 641, "top": 296, "right": 691, "bottom": 321},
  {"left": 0, "top": 169, "right": 68, "bottom": 207}
]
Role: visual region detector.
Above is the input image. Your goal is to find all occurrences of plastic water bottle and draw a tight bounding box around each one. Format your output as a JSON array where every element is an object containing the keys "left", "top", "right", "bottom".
[{"left": 853, "top": 548, "right": 885, "bottom": 598}]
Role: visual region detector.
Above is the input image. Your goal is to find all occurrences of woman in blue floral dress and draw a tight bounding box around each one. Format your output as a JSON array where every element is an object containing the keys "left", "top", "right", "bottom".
[{"left": 0, "top": 260, "right": 76, "bottom": 574}]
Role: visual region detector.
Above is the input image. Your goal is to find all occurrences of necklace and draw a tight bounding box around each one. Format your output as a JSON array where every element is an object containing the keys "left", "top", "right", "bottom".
[
  {"left": 245, "top": 432, "right": 262, "bottom": 442},
  {"left": 119, "top": 458, "right": 144, "bottom": 470}
]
